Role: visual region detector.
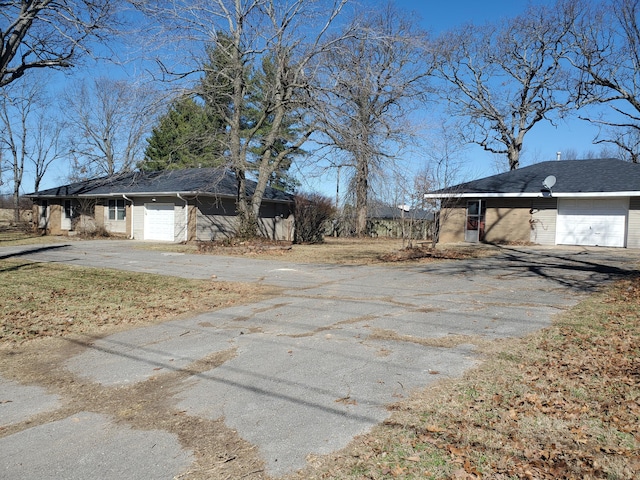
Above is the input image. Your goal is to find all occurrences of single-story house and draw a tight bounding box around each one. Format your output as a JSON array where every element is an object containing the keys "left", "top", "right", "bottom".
[
  {"left": 26, "top": 168, "right": 295, "bottom": 242},
  {"left": 424, "top": 158, "right": 640, "bottom": 248}
]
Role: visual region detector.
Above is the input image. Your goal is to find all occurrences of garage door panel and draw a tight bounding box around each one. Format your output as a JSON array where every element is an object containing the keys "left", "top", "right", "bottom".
[
  {"left": 144, "top": 204, "right": 175, "bottom": 241},
  {"left": 556, "top": 198, "right": 627, "bottom": 247}
]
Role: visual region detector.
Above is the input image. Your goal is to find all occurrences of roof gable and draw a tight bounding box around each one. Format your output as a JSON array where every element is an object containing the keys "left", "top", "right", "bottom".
[
  {"left": 26, "top": 168, "right": 294, "bottom": 203},
  {"left": 428, "top": 159, "right": 640, "bottom": 197}
]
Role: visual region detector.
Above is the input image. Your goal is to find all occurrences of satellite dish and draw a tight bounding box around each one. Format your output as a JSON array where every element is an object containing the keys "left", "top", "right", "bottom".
[{"left": 542, "top": 175, "right": 556, "bottom": 190}]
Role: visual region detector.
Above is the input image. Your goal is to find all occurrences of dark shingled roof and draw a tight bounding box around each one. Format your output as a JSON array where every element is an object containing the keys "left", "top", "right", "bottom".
[
  {"left": 26, "top": 168, "right": 294, "bottom": 203},
  {"left": 429, "top": 159, "right": 640, "bottom": 196},
  {"left": 369, "top": 204, "right": 434, "bottom": 220}
]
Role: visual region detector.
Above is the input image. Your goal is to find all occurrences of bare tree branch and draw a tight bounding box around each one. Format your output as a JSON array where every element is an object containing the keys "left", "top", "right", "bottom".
[
  {"left": 569, "top": 0, "right": 640, "bottom": 161},
  {"left": 136, "top": 0, "right": 349, "bottom": 238},
  {"left": 0, "top": 77, "right": 42, "bottom": 221},
  {"left": 0, "top": 0, "right": 122, "bottom": 88},
  {"left": 62, "top": 76, "right": 159, "bottom": 179},
  {"left": 312, "top": 2, "right": 429, "bottom": 235},
  {"left": 430, "top": 1, "right": 577, "bottom": 170}
]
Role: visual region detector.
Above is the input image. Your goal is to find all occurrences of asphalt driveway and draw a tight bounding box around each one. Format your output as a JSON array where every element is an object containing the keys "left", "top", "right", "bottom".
[{"left": 1, "top": 241, "right": 638, "bottom": 479}]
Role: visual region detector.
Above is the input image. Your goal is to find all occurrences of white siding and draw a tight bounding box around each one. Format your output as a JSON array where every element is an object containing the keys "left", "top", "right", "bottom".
[
  {"left": 196, "top": 212, "right": 237, "bottom": 240},
  {"left": 627, "top": 197, "right": 640, "bottom": 249},
  {"left": 175, "top": 201, "right": 187, "bottom": 243},
  {"left": 132, "top": 202, "right": 145, "bottom": 239},
  {"left": 530, "top": 198, "right": 557, "bottom": 245}
]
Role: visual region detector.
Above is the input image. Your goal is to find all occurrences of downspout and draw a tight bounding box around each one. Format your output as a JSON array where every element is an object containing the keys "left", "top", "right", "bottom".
[
  {"left": 122, "top": 195, "right": 134, "bottom": 239},
  {"left": 177, "top": 193, "right": 189, "bottom": 242}
]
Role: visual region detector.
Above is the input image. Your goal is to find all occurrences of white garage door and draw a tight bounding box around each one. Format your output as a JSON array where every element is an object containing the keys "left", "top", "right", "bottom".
[
  {"left": 556, "top": 198, "right": 628, "bottom": 247},
  {"left": 144, "top": 204, "right": 175, "bottom": 241}
]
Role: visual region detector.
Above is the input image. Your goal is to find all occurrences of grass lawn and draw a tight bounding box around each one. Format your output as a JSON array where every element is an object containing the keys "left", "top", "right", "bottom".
[
  {"left": 0, "top": 259, "right": 276, "bottom": 343},
  {"left": 0, "top": 229, "right": 57, "bottom": 246},
  {"left": 1, "top": 234, "right": 638, "bottom": 479}
]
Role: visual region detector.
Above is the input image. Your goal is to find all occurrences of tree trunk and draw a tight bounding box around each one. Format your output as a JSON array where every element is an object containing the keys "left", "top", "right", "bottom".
[
  {"left": 235, "top": 168, "right": 258, "bottom": 239},
  {"left": 508, "top": 145, "right": 521, "bottom": 170},
  {"left": 12, "top": 189, "right": 20, "bottom": 224},
  {"left": 355, "top": 156, "right": 369, "bottom": 236}
]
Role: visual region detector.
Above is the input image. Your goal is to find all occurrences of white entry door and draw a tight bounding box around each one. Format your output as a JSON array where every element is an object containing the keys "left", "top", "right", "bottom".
[
  {"left": 556, "top": 198, "right": 628, "bottom": 247},
  {"left": 144, "top": 203, "right": 175, "bottom": 241}
]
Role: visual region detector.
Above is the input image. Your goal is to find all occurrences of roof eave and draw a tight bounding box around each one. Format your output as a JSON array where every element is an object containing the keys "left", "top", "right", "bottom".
[
  {"left": 424, "top": 191, "right": 640, "bottom": 199},
  {"left": 27, "top": 190, "right": 293, "bottom": 203}
]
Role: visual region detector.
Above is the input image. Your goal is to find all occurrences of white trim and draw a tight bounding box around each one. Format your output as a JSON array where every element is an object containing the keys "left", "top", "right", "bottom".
[{"left": 425, "top": 191, "right": 640, "bottom": 199}]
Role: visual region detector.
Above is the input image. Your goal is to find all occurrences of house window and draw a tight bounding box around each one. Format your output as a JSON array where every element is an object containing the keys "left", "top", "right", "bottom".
[
  {"left": 64, "top": 200, "right": 74, "bottom": 219},
  {"left": 108, "top": 199, "right": 126, "bottom": 221}
]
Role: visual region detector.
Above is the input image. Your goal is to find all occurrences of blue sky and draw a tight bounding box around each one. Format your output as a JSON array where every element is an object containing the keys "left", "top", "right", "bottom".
[
  {"left": 298, "top": 0, "right": 608, "bottom": 202},
  {"left": 13, "top": 0, "right": 607, "bottom": 198}
]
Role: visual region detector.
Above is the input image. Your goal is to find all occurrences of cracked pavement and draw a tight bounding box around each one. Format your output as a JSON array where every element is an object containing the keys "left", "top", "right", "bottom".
[{"left": 1, "top": 241, "right": 638, "bottom": 478}]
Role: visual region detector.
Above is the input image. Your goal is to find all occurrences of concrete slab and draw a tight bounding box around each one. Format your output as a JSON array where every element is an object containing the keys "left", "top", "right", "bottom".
[
  {"left": 175, "top": 333, "right": 476, "bottom": 476},
  {"left": 0, "top": 412, "right": 192, "bottom": 480},
  {"left": 65, "top": 315, "right": 237, "bottom": 386},
  {"left": 0, "top": 376, "right": 61, "bottom": 427}
]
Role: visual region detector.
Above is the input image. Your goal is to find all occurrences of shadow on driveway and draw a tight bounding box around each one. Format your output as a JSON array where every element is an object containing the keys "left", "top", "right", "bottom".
[
  {"left": 0, "top": 244, "right": 70, "bottom": 261},
  {"left": 417, "top": 245, "right": 639, "bottom": 293}
]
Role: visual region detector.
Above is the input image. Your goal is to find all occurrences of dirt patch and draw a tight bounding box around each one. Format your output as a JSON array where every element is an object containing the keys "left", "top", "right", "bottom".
[
  {"left": 367, "top": 328, "right": 488, "bottom": 349},
  {"left": 196, "top": 239, "right": 293, "bottom": 257}
]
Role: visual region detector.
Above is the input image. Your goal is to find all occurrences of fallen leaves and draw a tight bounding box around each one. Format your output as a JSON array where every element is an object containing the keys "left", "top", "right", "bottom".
[{"left": 0, "top": 259, "right": 271, "bottom": 343}]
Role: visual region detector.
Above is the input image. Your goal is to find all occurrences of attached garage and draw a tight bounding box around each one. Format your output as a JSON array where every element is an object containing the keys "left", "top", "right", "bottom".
[
  {"left": 556, "top": 198, "right": 628, "bottom": 247},
  {"left": 425, "top": 159, "right": 640, "bottom": 249},
  {"left": 144, "top": 203, "right": 175, "bottom": 241}
]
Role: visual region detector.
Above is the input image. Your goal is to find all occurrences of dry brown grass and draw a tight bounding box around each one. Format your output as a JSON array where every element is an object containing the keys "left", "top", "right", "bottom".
[
  {"left": 0, "top": 259, "right": 276, "bottom": 343},
  {"left": 159, "top": 236, "right": 499, "bottom": 265},
  {"left": 0, "top": 227, "right": 50, "bottom": 246}
]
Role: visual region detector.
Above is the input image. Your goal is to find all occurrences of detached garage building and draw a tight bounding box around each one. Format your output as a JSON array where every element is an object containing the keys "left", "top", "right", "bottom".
[
  {"left": 425, "top": 158, "right": 640, "bottom": 248},
  {"left": 26, "top": 168, "right": 294, "bottom": 242}
]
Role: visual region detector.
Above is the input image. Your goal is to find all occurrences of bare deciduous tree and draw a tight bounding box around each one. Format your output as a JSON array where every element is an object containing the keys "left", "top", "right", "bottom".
[
  {"left": 420, "top": 119, "right": 467, "bottom": 247},
  {"left": 430, "top": 1, "right": 576, "bottom": 170},
  {"left": 313, "top": 3, "right": 428, "bottom": 236},
  {"left": 0, "top": 78, "right": 40, "bottom": 222},
  {"left": 137, "top": 0, "right": 349, "bottom": 238},
  {"left": 569, "top": 0, "right": 640, "bottom": 162},
  {"left": 62, "top": 77, "right": 158, "bottom": 180},
  {"left": 0, "top": 0, "right": 120, "bottom": 88},
  {"left": 30, "top": 110, "right": 65, "bottom": 192}
]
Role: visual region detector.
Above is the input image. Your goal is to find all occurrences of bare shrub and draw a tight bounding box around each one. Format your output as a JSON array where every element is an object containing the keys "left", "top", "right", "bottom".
[{"left": 294, "top": 193, "right": 335, "bottom": 244}]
